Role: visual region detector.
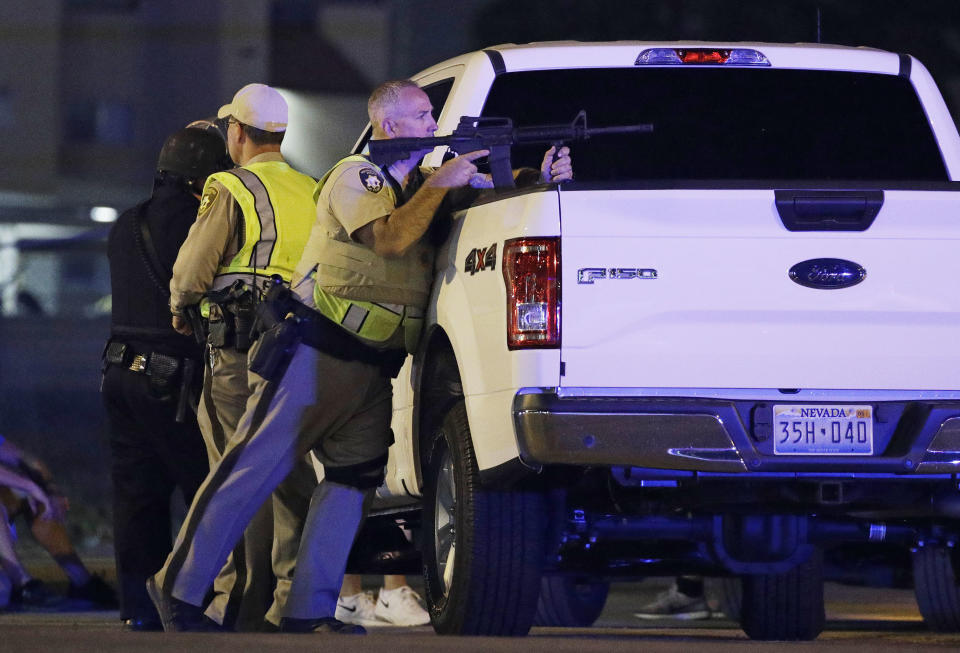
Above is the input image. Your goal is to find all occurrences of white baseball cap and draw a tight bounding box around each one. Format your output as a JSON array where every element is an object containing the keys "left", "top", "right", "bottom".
[{"left": 217, "top": 83, "right": 288, "bottom": 133}]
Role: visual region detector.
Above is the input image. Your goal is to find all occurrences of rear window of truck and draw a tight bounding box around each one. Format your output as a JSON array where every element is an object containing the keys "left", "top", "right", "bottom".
[{"left": 481, "top": 68, "right": 948, "bottom": 182}]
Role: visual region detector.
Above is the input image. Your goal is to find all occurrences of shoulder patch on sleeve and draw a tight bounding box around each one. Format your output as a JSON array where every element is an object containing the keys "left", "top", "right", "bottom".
[
  {"left": 358, "top": 168, "right": 384, "bottom": 193},
  {"left": 197, "top": 185, "right": 219, "bottom": 217}
]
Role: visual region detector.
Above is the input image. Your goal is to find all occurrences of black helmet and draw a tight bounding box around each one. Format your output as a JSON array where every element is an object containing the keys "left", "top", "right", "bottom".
[
  {"left": 156, "top": 127, "right": 229, "bottom": 180},
  {"left": 185, "top": 116, "right": 228, "bottom": 143}
]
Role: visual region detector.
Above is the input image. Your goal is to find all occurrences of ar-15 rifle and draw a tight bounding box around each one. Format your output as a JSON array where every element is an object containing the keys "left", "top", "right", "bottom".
[{"left": 367, "top": 110, "right": 653, "bottom": 189}]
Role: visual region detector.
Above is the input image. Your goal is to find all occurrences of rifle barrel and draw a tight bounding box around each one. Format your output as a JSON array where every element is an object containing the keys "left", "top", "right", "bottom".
[
  {"left": 367, "top": 116, "right": 655, "bottom": 169},
  {"left": 513, "top": 123, "right": 653, "bottom": 142},
  {"left": 585, "top": 124, "right": 654, "bottom": 136}
]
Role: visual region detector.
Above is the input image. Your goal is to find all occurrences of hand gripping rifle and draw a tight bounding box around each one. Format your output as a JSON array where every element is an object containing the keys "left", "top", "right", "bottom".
[{"left": 367, "top": 110, "right": 653, "bottom": 189}]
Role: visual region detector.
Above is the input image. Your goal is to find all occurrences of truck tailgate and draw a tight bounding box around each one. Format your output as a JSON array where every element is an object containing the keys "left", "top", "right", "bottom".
[{"left": 558, "top": 188, "right": 960, "bottom": 391}]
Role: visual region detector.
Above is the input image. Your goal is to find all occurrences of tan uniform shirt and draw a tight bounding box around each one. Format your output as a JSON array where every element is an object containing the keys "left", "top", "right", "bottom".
[
  {"left": 292, "top": 160, "right": 435, "bottom": 304},
  {"left": 169, "top": 152, "right": 285, "bottom": 316}
]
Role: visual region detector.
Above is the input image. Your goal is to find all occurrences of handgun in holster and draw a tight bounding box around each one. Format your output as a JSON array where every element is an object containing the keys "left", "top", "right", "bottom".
[
  {"left": 253, "top": 274, "right": 295, "bottom": 332},
  {"left": 183, "top": 304, "right": 208, "bottom": 346},
  {"left": 249, "top": 316, "right": 301, "bottom": 381},
  {"left": 206, "top": 280, "right": 257, "bottom": 352}
]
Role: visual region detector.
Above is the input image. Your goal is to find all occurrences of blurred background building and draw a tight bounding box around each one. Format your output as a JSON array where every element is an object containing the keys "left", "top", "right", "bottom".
[{"left": 0, "top": 0, "right": 958, "bottom": 553}]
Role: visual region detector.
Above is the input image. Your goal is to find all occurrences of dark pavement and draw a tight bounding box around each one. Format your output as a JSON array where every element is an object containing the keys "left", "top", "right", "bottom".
[{"left": 3, "top": 567, "right": 960, "bottom": 653}]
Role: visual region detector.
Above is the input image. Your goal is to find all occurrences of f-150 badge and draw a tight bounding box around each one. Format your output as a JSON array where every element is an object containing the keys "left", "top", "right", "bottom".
[
  {"left": 578, "top": 268, "right": 658, "bottom": 284},
  {"left": 465, "top": 243, "right": 497, "bottom": 275}
]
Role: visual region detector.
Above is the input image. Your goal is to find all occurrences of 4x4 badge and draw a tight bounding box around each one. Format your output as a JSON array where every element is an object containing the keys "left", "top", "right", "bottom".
[{"left": 465, "top": 243, "right": 497, "bottom": 275}]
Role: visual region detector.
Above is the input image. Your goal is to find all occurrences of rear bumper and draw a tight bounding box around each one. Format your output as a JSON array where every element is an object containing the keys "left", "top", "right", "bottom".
[{"left": 513, "top": 389, "right": 960, "bottom": 474}]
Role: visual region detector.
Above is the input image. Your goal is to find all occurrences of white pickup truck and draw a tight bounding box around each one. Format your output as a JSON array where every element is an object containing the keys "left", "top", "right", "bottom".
[{"left": 357, "top": 41, "right": 960, "bottom": 640}]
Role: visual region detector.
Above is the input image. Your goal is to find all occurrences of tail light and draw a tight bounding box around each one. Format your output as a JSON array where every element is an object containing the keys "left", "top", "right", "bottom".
[
  {"left": 502, "top": 237, "right": 560, "bottom": 349},
  {"left": 634, "top": 48, "right": 770, "bottom": 66}
]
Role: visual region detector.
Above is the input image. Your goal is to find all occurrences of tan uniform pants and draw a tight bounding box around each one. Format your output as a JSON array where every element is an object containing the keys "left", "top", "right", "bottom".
[
  {"left": 157, "top": 341, "right": 393, "bottom": 619},
  {"left": 197, "top": 345, "right": 315, "bottom": 629}
]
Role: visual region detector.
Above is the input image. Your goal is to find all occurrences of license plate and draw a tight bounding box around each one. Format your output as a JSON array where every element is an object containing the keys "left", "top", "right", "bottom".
[{"left": 773, "top": 404, "right": 873, "bottom": 455}]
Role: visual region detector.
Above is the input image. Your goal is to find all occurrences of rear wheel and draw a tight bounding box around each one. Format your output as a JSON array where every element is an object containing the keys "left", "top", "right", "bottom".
[
  {"left": 421, "top": 399, "right": 545, "bottom": 635},
  {"left": 913, "top": 544, "right": 960, "bottom": 631},
  {"left": 740, "top": 551, "right": 825, "bottom": 640},
  {"left": 534, "top": 576, "right": 610, "bottom": 627}
]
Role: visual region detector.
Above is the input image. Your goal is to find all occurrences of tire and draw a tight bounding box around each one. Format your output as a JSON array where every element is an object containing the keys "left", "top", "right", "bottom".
[
  {"left": 740, "top": 551, "right": 825, "bottom": 641},
  {"left": 706, "top": 577, "right": 743, "bottom": 622},
  {"left": 421, "top": 399, "right": 545, "bottom": 635},
  {"left": 534, "top": 576, "right": 610, "bottom": 627},
  {"left": 912, "top": 544, "right": 960, "bottom": 631}
]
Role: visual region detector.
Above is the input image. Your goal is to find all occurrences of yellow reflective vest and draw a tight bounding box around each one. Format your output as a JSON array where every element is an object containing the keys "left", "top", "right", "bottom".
[
  {"left": 208, "top": 160, "right": 316, "bottom": 292},
  {"left": 309, "top": 155, "right": 433, "bottom": 350}
]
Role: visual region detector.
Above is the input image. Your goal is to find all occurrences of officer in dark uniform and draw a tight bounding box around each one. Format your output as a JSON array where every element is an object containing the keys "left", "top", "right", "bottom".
[{"left": 101, "top": 127, "right": 229, "bottom": 631}]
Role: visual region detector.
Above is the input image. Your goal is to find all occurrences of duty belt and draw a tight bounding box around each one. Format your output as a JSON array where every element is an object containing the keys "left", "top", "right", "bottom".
[
  {"left": 257, "top": 284, "right": 407, "bottom": 378},
  {"left": 103, "top": 340, "right": 198, "bottom": 421},
  {"left": 104, "top": 341, "right": 181, "bottom": 379}
]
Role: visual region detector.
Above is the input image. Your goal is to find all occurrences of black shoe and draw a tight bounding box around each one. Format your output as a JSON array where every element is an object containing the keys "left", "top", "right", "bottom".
[
  {"left": 69, "top": 575, "right": 119, "bottom": 609},
  {"left": 279, "top": 616, "right": 366, "bottom": 635},
  {"left": 9, "top": 579, "right": 61, "bottom": 610},
  {"left": 145, "top": 576, "right": 222, "bottom": 632},
  {"left": 122, "top": 617, "right": 164, "bottom": 631}
]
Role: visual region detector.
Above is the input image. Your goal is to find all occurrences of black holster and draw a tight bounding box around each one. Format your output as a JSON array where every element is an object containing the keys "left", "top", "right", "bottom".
[
  {"left": 174, "top": 358, "right": 200, "bottom": 422},
  {"left": 249, "top": 317, "right": 301, "bottom": 381},
  {"left": 206, "top": 282, "right": 258, "bottom": 352},
  {"left": 183, "top": 304, "right": 208, "bottom": 346}
]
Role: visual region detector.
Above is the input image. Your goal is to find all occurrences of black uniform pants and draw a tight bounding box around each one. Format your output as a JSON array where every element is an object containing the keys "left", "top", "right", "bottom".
[{"left": 101, "top": 363, "right": 208, "bottom": 621}]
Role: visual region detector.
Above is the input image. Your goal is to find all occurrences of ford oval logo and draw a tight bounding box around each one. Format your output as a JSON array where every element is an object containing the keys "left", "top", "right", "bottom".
[{"left": 789, "top": 258, "right": 866, "bottom": 290}]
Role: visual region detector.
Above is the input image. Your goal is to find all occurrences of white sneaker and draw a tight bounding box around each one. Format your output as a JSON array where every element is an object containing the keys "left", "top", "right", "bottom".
[
  {"left": 335, "top": 591, "right": 386, "bottom": 627},
  {"left": 374, "top": 585, "right": 430, "bottom": 626},
  {"left": 634, "top": 584, "right": 711, "bottom": 620}
]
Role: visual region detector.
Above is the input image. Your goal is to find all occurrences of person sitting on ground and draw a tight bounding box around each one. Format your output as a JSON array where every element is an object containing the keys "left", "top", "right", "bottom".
[
  {"left": 0, "top": 434, "right": 117, "bottom": 610},
  {"left": 0, "top": 457, "right": 56, "bottom": 610}
]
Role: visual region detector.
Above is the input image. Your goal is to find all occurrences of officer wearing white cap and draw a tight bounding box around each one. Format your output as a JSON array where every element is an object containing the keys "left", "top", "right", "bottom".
[
  {"left": 166, "top": 83, "right": 317, "bottom": 631},
  {"left": 216, "top": 83, "right": 289, "bottom": 133}
]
